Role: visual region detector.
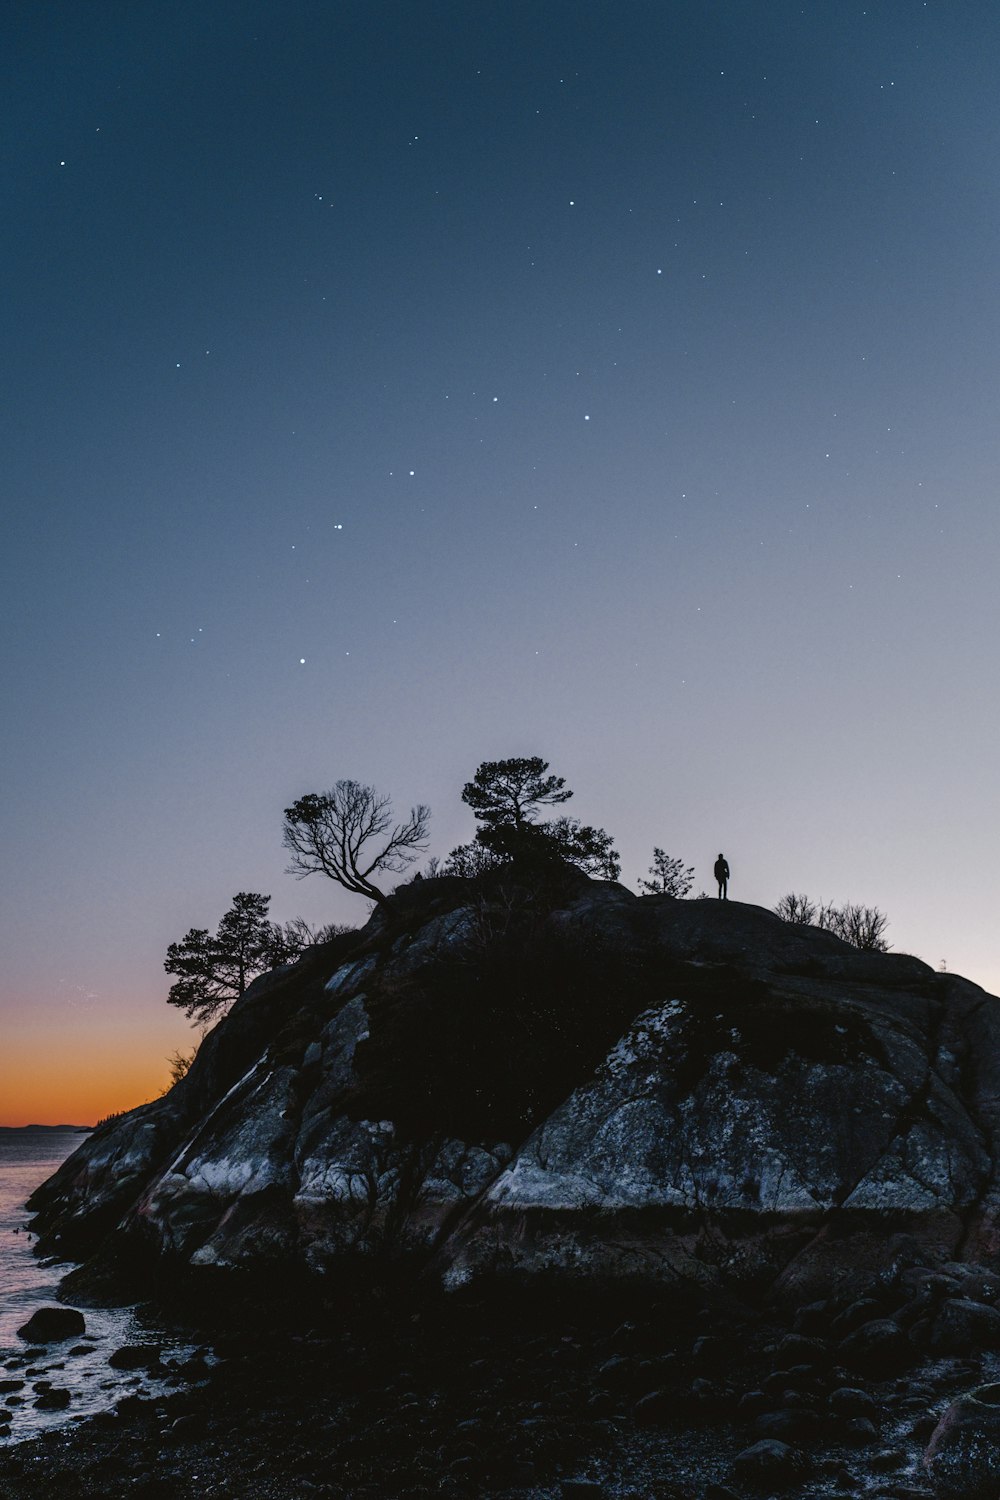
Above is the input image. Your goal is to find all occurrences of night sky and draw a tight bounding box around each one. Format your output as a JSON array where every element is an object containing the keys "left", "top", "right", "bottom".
[{"left": 4, "top": 1, "right": 1000, "bottom": 1124}]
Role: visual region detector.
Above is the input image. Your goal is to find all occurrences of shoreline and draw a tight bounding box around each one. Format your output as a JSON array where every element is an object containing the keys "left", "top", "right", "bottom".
[{"left": 0, "top": 1271, "right": 973, "bottom": 1497}]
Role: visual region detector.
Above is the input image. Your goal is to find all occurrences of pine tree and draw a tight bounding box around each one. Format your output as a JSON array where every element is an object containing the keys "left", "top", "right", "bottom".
[
  {"left": 165, "top": 892, "right": 279, "bottom": 1026},
  {"left": 639, "top": 849, "right": 694, "bottom": 897}
]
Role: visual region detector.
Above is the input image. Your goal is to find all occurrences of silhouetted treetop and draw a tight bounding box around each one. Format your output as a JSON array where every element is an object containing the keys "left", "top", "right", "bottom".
[
  {"left": 164, "top": 897, "right": 353, "bottom": 1026},
  {"left": 455, "top": 757, "right": 620, "bottom": 882},
  {"left": 462, "top": 756, "right": 572, "bottom": 827},
  {"left": 165, "top": 892, "right": 279, "bottom": 1026},
  {"left": 819, "top": 901, "right": 890, "bottom": 951},
  {"left": 774, "top": 893, "right": 889, "bottom": 951},
  {"left": 441, "top": 841, "right": 504, "bottom": 878},
  {"left": 640, "top": 849, "right": 695, "bottom": 898},
  {"left": 283, "top": 780, "right": 430, "bottom": 904},
  {"left": 774, "top": 893, "right": 818, "bottom": 925},
  {"left": 270, "top": 916, "right": 354, "bottom": 961}
]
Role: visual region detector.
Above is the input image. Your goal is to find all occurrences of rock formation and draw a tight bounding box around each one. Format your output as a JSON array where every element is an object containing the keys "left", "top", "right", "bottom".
[{"left": 28, "top": 870, "right": 1000, "bottom": 1305}]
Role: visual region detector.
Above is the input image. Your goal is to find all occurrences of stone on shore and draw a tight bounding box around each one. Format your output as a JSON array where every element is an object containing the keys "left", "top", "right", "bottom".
[{"left": 16, "top": 1308, "right": 86, "bottom": 1343}]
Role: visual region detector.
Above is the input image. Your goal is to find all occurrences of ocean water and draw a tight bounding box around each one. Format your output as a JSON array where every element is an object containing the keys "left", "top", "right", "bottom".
[
  {"left": 0, "top": 1128, "right": 197, "bottom": 1443},
  {"left": 0, "top": 1129, "right": 90, "bottom": 1347}
]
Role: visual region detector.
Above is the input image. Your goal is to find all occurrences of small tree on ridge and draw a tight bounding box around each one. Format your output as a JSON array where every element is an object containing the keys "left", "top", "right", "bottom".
[
  {"left": 282, "top": 780, "right": 430, "bottom": 904},
  {"left": 640, "top": 849, "right": 694, "bottom": 898},
  {"left": 270, "top": 916, "right": 354, "bottom": 961},
  {"left": 774, "top": 893, "right": 818, "bottom": 925},
  {"left": 774, "top": 893, "right": 889, "bottom": 950},
  {"left": 819, "top": 902, "right": 889, "bottom": 951},
  {"left": 457, "top": 757, "right": 620, "bottom": 881},
  {"left": 165, "top": 891, "right": 279, "bottom": 1026},
  {"left": 461, "top": 757, "right": 572, "bottom": 828}
]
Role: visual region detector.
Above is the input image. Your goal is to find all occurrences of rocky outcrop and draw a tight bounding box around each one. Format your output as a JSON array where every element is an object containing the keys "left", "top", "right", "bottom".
[{"left": 28, "top": 872, "right": 1000, "bottom": 1303}]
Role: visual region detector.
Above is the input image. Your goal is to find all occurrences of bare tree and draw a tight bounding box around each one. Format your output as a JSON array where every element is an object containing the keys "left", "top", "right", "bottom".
[
  {"left": 819, "top": 902, "right": 889, "bottom": 951},
  {"left": 774, "top": 893, "right": 889, "bottom": 950},
  {"left": 640, "top": 849, "right": 695, "bottom": 898},
  {"left": 850, "top": 906, "right": 889, "bottom": 951},
  {"left": 271, "top": 916, "right": 355, "bottom": 961},
  {"left": 164, "top": 1047, "right": 197, "bottom": 1089},
  {"left": 282, "top": 781, "right": 430, "bottom": 904},
  {"left": 774, "top": 892, "right": 818, "bottom": 925}
]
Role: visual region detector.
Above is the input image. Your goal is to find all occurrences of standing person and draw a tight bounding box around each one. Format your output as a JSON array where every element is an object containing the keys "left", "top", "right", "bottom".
[{"left": 714, "top": 853, "right": 730, "bottom": 901}]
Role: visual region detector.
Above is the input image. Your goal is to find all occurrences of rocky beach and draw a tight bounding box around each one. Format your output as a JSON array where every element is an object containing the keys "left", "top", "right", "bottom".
[
  {"left": 4, "top": 1269, "right": 1000, "bottom": 1497},
  {"left": 8, "top": 869, "right": 1000, "bottom": 1496}
]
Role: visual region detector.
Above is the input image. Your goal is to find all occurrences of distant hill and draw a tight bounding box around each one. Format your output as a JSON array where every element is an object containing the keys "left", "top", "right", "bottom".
[{"left": 0, "top": 1123, "right": 92, "bottom": 1132}]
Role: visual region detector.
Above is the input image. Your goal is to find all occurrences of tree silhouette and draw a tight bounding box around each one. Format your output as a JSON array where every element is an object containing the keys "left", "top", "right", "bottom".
[
  {"left": 457, "top": 757, "right": 620, "bottom": 881},
  {"left": 773, "top": 893, "right": 889, "bottom": 950},
  {"left": 269, "top": 916, "right": 354, "bottom": 963},
  {"left": 282, "top": 781, "right": 430, "bottom": 904},
  {"left": 639, "top": 849, "right": 694, "bottom": 898},
  {"left": 441, "top": 841, "right": 504, "bottom": 878},
  {"left": 774, "top": 892, "right": 818, "bottom": 925},
  {"left": 819, "top": 901, "right": 889, "bottom": 951},
  {"left": 462, "top": 757, "right": 572, "bottom": 827},
  {"left": 165, "top": 892, "right": 279, "bottom": 1025},
  {"left": 165, "top": 1047, "right": 197, "bottom": 1087},
  {"left": 538, "top": 816, "right": 620, "bottom": 880}
]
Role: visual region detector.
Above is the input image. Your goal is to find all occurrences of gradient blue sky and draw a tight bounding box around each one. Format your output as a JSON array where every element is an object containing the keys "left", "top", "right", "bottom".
[{"left": 4, "top": 1, "right": 1000, "bottom": 1122}]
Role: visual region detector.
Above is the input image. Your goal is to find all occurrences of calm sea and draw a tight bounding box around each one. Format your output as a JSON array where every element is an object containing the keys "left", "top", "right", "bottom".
[
  {"left": 0, "top": 1128, "right": 196, "bottom": 1443},
  {"left": 0, "top": 1129, "right": 90, "bottom": 1346}
]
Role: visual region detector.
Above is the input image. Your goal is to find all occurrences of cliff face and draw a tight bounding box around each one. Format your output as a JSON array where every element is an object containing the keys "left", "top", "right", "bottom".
[{"left": 29, "top": 873, "right": 1000, "bottom": 1303}]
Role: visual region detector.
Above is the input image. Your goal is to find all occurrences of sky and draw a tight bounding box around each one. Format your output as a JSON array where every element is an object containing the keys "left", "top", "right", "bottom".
[{"left": 3, "top": 0, "right": 1000, "bottom": 1124}]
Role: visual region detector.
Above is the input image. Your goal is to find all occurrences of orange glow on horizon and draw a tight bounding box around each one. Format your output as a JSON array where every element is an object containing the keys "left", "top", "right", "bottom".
[
  {"left": 0, "top": 1013, "right": 191, "bottom": 1128},
  {"left": 0, "top": 1049, "right": 168, "bottom": 1127}
]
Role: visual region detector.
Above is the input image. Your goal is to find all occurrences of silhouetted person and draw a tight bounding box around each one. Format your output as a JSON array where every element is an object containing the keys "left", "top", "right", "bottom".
[{"left": 714, "top": 853, "right": 729, "bottom": 901}]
